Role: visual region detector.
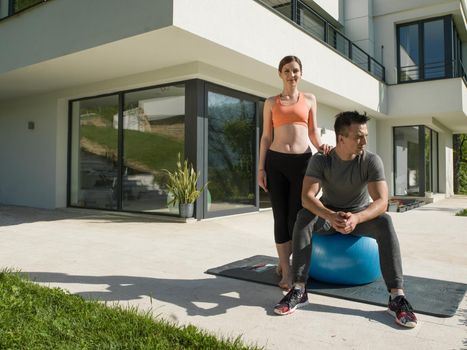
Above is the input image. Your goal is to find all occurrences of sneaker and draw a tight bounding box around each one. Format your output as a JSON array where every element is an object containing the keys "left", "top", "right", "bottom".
[
  {"left": 387, "top": 295, "right": 418, "bottom": 328},
  {"left": 274, "top": 287, "right": 309, "bottom": 316}
]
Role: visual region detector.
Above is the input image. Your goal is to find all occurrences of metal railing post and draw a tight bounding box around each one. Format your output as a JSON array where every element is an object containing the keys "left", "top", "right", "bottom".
[
  {"left": 8, "top": 0, "right": 14, "bottom": 16},
  {"left": 291, "top": 0, "right": 298, "bottom": 24}
]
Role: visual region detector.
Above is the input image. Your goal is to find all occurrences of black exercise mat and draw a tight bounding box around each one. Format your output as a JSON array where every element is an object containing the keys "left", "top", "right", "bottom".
[{"left": 206, "top": 255, "right": 466, "bottom": 318}]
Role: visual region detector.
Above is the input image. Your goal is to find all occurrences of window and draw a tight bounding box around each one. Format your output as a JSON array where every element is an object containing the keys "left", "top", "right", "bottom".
[
  {"left": 394, "top": 126, "right": 438, "bottom": 196},
  {"left": 206, "top": 86, "right": 257, "bottom": 216},
  {"left": 69, "top": 84, "right": 185, "bottom": 215},
  {"left": 122, "top": 85, "right": 185, "bottom": 213},
  {"left": 69, "top": 80, "right": 262, "bottom": 219},
  {"left": 397, "top": 16, "right": 462, "bottom": 83}
]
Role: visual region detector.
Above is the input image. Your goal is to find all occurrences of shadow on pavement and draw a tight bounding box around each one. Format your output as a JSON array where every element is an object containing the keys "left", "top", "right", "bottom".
[
  {"left": 25, "top": 271, "right": 399, "bottom": 328},
  {"left": 0, "top": 205, "right": 184, "bottom": 227}
]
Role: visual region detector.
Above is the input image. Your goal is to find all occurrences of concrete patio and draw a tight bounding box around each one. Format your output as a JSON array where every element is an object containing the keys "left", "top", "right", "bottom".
[{"left": 0, "top": 196, "right": 466, "bottom": 349}]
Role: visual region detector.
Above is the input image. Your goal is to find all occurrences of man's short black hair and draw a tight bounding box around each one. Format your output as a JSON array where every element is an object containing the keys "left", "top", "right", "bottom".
[{"left": 334, "top": 111, "right": 370, "bottom": 136}]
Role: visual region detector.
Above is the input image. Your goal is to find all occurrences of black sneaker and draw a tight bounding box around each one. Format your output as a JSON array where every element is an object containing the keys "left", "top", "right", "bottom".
[
  {"left": 387, "top": 295, "right": 418, "bottom": 328},
  {"left": 274, "top": 287, "right": 308, "bottom": 316}
]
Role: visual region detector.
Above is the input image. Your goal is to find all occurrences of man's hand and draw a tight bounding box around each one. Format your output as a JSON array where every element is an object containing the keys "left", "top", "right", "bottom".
[
  {"left": 331, "top": 211, "right": 359, "bottom": 234},
  {"left": 330, "top": 211, "right": 348, "bottom": 233}
]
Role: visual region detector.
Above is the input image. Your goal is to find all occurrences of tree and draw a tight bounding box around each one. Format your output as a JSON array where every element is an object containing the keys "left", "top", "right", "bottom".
[{"left": 453, "top": 134, "right": 467, "bottom": 194}]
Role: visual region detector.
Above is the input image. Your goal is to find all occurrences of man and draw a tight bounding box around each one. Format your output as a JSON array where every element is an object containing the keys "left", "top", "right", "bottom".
[{"left": 273, "top": 111, "right": 417, "bottom": 328}]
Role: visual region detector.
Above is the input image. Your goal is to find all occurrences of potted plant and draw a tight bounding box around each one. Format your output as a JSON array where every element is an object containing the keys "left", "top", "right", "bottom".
[{"left": 164, "top": 153, "right": 205, "bottom": 218}]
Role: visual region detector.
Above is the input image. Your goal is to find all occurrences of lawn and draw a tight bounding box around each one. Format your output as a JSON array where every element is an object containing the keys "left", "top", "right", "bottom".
[{"left": 0, "top": 271, "right": 260, "bottom": 350}]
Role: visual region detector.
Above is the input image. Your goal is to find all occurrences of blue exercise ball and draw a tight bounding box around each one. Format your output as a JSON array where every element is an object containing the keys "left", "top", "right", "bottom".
[{"left": 309, "top": 234, "right": 382, "bottom": 285}]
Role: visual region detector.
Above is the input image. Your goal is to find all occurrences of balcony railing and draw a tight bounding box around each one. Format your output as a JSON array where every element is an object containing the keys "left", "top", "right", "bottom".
[
  {"left": 259, "top": 0, "right": 386, "bottom": 82},
  {"left": 399, "top": 60, "right": 467, "bottom": 84},
  {"left": 0, "top": 0, "right": 48, "bottom": 21}
]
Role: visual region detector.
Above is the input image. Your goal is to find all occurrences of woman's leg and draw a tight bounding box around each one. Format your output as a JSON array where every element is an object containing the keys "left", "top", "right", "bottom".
[{"left": 266, "top": 150, "right": 293, "bottom": 289}]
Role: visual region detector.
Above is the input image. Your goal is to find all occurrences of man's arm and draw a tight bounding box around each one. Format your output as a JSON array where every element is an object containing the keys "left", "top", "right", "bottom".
[
  {"left": 343, "top": 180, "right": 388, "bottom": 233},
  {"left": 301, "top": 176, "right": 348, "bottom": 232}
]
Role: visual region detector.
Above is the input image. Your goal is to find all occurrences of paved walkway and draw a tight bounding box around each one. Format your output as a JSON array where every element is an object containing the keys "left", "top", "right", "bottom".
[{"left": 0, "top": 196, "right": 466, "bottom": 349}]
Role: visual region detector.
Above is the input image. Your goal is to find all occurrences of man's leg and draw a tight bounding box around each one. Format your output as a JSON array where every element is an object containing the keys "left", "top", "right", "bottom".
[
  {"left": 353, "top": 213, "right": 417, "bottom": 328},
  {"left": 352, "top": 213, "right": 403, "bottom": 290}
]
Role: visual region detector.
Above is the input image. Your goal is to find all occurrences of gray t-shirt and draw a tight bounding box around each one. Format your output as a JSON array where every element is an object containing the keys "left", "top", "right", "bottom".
[{"left": 305, "top": 149, "right": 385, "bottom": 212}]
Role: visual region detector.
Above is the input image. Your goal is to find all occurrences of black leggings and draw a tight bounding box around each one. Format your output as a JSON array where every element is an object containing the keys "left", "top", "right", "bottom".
[{"left": 265, "top": 150, "right": 312, "bottom": 244}]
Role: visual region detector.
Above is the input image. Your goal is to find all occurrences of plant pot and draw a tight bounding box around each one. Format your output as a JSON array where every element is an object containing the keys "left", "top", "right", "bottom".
[{"left": 179, "top": 203, "right": 194, "bottom": 218}]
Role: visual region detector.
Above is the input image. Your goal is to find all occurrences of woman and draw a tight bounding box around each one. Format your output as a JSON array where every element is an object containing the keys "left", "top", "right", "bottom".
[{"left": 258, "top": 55, "right": 332, "bottom": 290}]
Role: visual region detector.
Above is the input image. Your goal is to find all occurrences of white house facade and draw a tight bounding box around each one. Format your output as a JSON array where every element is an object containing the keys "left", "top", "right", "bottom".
[{"left": 0, "top": 0, "right": 465, "bottom": 219}]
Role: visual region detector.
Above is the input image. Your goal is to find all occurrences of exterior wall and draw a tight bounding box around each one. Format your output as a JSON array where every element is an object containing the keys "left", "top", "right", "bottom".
[
  {"left": 313, "top": 0, "right": 341, "bottom": 22},
  {"left": 173, "top": 0, "right": 386, "bottom": 114},
  {"left": 0, "top": 96, "right": 60, "bottom": 208},
  {"left": 343, "top": 0, "right": 375, "bottom": 56},
  {"left": 0, "top": 0, "right": 173, "bottom": 75},
  {"left": 388, "top": 78, "right": 467, "bottom": 118}
]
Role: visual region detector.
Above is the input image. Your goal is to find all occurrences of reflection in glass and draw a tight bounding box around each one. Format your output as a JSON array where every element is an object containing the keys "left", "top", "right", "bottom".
[
  {"left": 122, "top": 85, "right": 185, "bottom": 213},
  {"left": 425, "top": 128, "right": 432, "bottom": 192},
  {"left": 394, "top": 126, "right": 420, "bottom": 196},
  {"left": 424, "top": 19, "right": 445, "bottom": 79},
  {"left": 207, "top": 91, "right": 256, "bottom": 212},
  {"left": 432, "top": 131, "right": 438, "bottom": 192},
  {"left": 70, "top": 95, "right": 119, "bottom": 209},
  {"left": 399, "top": 24, "right": 419, "bottom": 81}
]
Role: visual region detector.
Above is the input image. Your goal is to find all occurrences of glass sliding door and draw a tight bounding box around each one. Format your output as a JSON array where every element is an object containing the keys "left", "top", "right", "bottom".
[
  {"left": 394, "top": 125, "right": 438, "bottom": 196},
  {"left": 206, "top": 86, "right": 257, "bottom": 216},
  {"left": 69, "top": 84, "right": 185, "bottom": 215},
  {"left": 122, "top": 85, "right": 185, "bottom": 213},
  {"left": 70, "top": 95, "right": 119, "bottom": 209},
  {"left": 394, "top": 126, "right": 420, "bottom": 196}
]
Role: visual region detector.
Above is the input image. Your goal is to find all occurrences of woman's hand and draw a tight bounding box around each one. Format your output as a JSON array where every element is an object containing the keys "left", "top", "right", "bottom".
[
  {"left": 258, "top": 169, "right": 268, "bottom": 192},
  {"left": 318, "top": 143, "right": 333, "bottom": 155}
]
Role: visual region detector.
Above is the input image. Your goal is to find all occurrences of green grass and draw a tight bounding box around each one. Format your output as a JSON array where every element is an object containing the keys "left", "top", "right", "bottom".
[
  {"left": 0, "top": 271, "right": 261, "bottom": 350},
  {"left": 455, "top": 208, "right": 467, "bottom": 216}
]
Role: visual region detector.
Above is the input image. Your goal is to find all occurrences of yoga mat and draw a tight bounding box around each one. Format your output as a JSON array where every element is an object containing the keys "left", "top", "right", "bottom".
[{"left": 206, "top": 255, "right": 466, "bottom": 318}]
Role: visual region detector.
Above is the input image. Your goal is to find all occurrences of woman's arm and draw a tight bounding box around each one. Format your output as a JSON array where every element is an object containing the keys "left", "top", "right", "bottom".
[
  {"left": 258, "top": 98, "right": 274, "bottom": 192},
  {"left": 305, "top": 93, "right": 332, "bottom": 154}
]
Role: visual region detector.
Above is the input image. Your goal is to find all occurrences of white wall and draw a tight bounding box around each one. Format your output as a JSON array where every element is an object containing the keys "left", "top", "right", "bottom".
[
  {"left": 0, "top": 96, "right": 60, "bottom": 208},
  {"left": 0, "top": 0, "right": 173, "bottom": 75},
  {"left": 343, "top": 0, "right": 375, "bottom": 56},
  {"left": 314, "top": 0, "right": 341, "bottom": 22},
  {"left": 173, "top": 0, "right": 385, "bottom": 114}
]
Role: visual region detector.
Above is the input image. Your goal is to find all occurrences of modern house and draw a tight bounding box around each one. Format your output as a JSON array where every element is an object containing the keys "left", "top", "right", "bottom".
[{"left": 0, "top": 0, "right": 465, "bottom": 220}]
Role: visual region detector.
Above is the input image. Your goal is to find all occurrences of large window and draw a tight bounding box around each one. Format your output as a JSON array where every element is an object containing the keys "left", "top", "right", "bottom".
[
  {"left": 206, "top": 86, "right": 258, "bottom": 216},
  {"left": 69, "top": 95, "right": 119, "bottom": 210},
  {"left": 69, "top": 84, "right": 185, "bottom": 215},
  {"left": 397, "top": 16, "right": 462, "bottom": 83},
  {"left": 69, "top": 80, "right": 262, "bottom": 219},
  {"left": 394, "top": 126, "right": 438, "bottom": 196},
  {"left": 122, "top": 85, "right": 185, "bottom": 213}
]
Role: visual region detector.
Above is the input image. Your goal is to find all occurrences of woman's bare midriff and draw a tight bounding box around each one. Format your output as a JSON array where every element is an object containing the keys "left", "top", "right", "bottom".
[{"left": 269, "top": 124, "right": 312, "bottom": 154}]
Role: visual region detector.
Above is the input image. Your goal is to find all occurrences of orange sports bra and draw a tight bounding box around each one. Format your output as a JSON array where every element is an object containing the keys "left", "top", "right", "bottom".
[{"left": 271, "top": 92, "right": 310, "bottom": 128}]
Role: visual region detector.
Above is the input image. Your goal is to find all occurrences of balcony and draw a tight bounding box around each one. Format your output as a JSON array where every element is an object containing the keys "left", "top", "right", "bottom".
[
  {"left": 259, "top": 0, "right": 385, "bottom": 81},
  {"left": 399, "top": 59, "right": 467, "bottom": 84}
]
